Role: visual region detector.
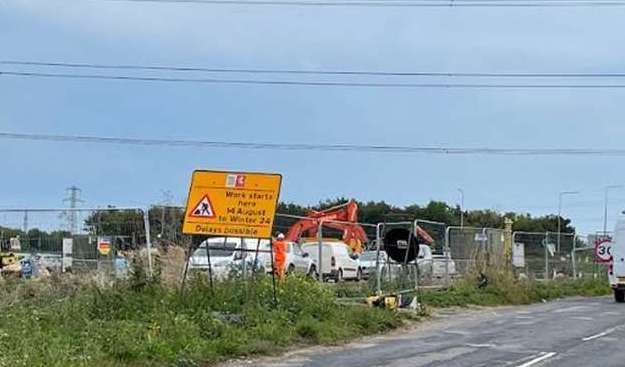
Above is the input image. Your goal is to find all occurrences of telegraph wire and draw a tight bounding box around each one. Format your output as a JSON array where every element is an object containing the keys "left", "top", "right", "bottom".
[
  {"left": 3, "top": 132, "right": 625, "bottom": 156},
  {"left": 5, "top": 71, "right": 625, "bottom": 88},
  {"left": 96, "top": 0, "right": 625, "bottom": 7},
  {"left": 3, "top": 60, "right": 625, "bottom": 78}
]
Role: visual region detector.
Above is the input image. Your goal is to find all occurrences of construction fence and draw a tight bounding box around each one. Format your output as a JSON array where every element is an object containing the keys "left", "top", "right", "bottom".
[
  {"left": 0, "top": 206, "right": 608, "bottom": 288},
  {"left": 0, "top": 207, "right": 154, "bottom": 278}
]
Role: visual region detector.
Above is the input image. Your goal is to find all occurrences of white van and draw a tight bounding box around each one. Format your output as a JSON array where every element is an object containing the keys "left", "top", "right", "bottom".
[
  {"left": 609, "top": 219, "right": 625, "bottom": 302},
  {"left": 301, "top": 241, "right": 361, "bottom": 282}
]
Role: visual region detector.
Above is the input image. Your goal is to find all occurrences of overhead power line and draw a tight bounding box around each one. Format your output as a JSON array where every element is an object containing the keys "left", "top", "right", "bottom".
[
  {"left": 3, "top": 60, "right": 625, "bottom": 78},
  {"left": 5, "top": 71, "right": 625, "bottom": 88},
  {"left": 98, "top": 0, "right": 625, "bottom": 7},
  {"left": 3, "top": 132, "right": 625, "bottom": 156}
]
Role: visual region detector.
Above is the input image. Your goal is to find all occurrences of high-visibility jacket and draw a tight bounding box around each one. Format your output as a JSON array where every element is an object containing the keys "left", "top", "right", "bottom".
[{"left": 273, "top": 239, "right": 287, "bottom": 263}]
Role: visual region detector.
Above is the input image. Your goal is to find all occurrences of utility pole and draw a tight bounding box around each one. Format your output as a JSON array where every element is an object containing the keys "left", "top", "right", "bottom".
[
  {"left": 603, "top": 185, "right": 623, "bottom": 236},
  {"left": 557, "top": 191, "right": 579, "bottom": 252},
  {"left": 457, "top": 188, "right": 465, "bottom": 228},
  {"left": 23, "top": 210, "right": 28, "bottom": 233},
  {"left": 63, "top": 186, "right": 84, "bottom": 235}
]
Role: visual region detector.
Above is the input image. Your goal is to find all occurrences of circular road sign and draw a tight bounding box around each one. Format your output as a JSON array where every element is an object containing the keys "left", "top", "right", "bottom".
[{"left": 595, "top": 239, "right": 613, "bottom": 263}]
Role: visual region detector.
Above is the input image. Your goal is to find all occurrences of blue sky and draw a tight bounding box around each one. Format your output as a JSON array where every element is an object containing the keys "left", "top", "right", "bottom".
[{"left": 2, "top": 0, "right": 625, "bottom": 234}]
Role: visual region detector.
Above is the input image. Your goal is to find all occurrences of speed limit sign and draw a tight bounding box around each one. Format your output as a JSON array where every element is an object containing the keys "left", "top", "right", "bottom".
[{"left": 595, "top": 239, "right": 613, "bottom": 263}]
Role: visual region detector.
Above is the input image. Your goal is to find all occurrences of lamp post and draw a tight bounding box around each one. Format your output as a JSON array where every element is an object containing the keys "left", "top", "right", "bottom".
[
  {"left": 604, "top": 185, "right": 624, "bottom": 237},
  {"left": 457, "top": 188, "right": 464, "bottom": 228},
  {"left": 558, "top": 191, "right": 579, "bottom": 252}
]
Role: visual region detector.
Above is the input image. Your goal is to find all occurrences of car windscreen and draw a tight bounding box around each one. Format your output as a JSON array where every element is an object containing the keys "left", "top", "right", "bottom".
[
  {"left": 360, "top": 252, "right": 379, "bottom": 261},
  {"left": 194, "top": 242, "right": 238, "bottom": 257}
]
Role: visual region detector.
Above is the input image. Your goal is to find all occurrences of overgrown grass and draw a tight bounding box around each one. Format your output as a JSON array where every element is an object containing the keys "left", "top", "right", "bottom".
[
  {"left": 331, "top": 272, "right": 611, "bottom": 309},
  {"left": 0, "top": 267, "right": 612, "bottom": 367},
  {"left": 0, "top": 274, "right": 402, "bottom": 367},
  {"left": 422, "top": 275, "right": 611, "bottom": 308}
]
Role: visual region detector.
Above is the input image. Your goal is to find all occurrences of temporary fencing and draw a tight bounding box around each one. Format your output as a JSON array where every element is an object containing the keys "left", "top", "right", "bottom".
[
  {"left": 446, "top": 226, "right": 506, "bottom": 282},
  {"left": 0, "top": 207, "right": 153, "bottom": 277},
  {"left": 571, "top": 234, "right": 609, "bottom": 279},
  {"left": 512, "top": 231, "right": 549, "bottom": 279},
  {"left": 546, "top": 231, "right": 575, "bottom": 278},
  {"left": 2, "top": 204, "right": 608, "bottom": 291}
]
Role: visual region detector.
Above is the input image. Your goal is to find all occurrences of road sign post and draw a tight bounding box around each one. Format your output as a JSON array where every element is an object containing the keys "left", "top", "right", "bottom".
[
  {"left": 182, "top": 170, "right": 282, "bottom": 300},
  {"left": 182, "top": 170, "right": 282, "bottom": 238}
]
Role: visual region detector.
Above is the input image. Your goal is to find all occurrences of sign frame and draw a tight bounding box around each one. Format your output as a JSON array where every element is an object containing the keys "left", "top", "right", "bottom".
[
  {"left": 594, "top": 238, "right": 613, "bottom": 263},
  {"left": 182, "top": 170, "right": 283, "bottom": 239}
]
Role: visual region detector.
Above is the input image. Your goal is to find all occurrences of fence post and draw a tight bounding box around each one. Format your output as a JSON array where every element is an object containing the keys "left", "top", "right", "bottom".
[
  {"left": 375, "top": 223, "right": 383, "bottom": 295},
  {"left": 317, "top": 220, "right": 323, "bottom": 284},
  {"left": 571, "top": 235, "right": 577, "bottom": 278},
  {"left": 511, "top": 231, "right": 517, "bottom": 270},
  {"left": 545, "top": 231, "right": 549, "bottom": 280},
  {"left": 444, "top": 226, "right": 451, "bottom": 287},
  {"left": 504, "top": 218, "right": 513, "bottom": 269},
  {"left": 143, "top": 207, "right": 154, "bottom": 278}
]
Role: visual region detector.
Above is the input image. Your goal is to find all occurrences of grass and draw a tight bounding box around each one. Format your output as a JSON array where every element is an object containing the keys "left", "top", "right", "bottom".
[
  {"left": 0, "top": 264, "right": 612, "bottom": 367},
  {"left": 421, "top": 276, "right": 611, "bottom": 308},
  {"left": 0, "top": 273, "right": 402, "bottom": 367},
  {"left": 331, "top": 270, "right": 611, "bottom": 309}
]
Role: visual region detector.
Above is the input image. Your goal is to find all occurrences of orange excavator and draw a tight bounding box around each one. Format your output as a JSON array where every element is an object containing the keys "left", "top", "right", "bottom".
[{"left": 286, "top": 200, "right": 368, "bottom": 254}]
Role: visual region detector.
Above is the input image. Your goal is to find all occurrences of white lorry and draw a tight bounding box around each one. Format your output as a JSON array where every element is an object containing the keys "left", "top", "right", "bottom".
[{"left": 609, "top": 218, "right": 625, "bottom": 302}]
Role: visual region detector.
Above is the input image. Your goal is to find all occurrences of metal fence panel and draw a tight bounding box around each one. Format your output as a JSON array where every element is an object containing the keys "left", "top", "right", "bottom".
[
  {"left": 0, "top": 208, "right": 152, "bottom": 278},
  {"left": 512, "top": 232, "right": 547, "bottom": 279}
]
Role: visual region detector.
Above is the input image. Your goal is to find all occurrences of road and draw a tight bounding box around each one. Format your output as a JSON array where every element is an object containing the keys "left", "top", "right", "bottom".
[{"left": 224, "top": 296, "right": 625, "bottom": 367}]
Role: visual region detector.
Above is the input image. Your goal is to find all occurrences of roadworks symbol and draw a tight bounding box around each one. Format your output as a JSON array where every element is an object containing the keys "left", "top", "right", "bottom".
[{"left": 189, "top": 195, "right": 216, "bottom": 218}]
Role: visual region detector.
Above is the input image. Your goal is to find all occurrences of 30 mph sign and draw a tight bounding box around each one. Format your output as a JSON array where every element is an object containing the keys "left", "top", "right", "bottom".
[{"left": 595, "top": 239, "right": 613, "bottom": 263}]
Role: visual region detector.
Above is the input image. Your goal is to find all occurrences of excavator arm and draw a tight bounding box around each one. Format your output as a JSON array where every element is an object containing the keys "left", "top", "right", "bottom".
[{"left": 285, "top": 200, "right": 369, "bottom": 253}]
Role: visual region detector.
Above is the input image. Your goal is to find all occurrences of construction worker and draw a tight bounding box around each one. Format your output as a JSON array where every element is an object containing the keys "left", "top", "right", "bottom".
[{"left": 273, "top": 233, "right": 287, "bottom": 280}]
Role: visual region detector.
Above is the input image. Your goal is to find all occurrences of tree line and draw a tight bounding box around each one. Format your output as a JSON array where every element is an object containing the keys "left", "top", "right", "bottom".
[{"left": 1, "top": 198, "right": 574, "bottom": 247}]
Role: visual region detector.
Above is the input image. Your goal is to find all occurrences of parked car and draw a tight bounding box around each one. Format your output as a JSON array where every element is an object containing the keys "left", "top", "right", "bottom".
[
  {"left": 359, "top": 250, "right": 391, "bottom": 280},
  {"left": 415, "top": 244, "right": 457, "bottom": 279},
  {"left": 188, "top": 237, "right": 268, "bottom": 278},
  {"left": 189, "top": 237, "right": 316, "bottom": 279},
  {"left": 256, "top": 241, "right": 317, "bottom": 277},
  {"left": 36, "top": 253, "right": 62, "bottom": 273},
  {"left": 301, "top": 241, "right": 361, "bottom": 282}
]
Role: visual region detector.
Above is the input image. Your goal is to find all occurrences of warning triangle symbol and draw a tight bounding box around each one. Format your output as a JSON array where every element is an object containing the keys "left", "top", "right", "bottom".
[{"left": 189, "top": 195, "right": 216, "bottom": 218}]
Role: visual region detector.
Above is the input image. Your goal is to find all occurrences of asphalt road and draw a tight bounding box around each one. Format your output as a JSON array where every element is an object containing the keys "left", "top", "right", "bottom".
[{"left": 224, "top": 296, "right": 625, "bottom": 367}]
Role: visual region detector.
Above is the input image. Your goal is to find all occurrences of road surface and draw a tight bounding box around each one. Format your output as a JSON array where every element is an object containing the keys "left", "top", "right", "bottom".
[{"left": 224, "top": 296, "right": 625, "bottom": 367}]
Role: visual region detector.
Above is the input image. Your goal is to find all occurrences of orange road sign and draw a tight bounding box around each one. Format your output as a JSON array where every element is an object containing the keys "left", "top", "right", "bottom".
[{"left": 182, "top": 170, "right": 282, "bottom": 238}]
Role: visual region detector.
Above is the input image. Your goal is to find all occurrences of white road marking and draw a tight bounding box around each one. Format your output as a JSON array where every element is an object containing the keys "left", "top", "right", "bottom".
[
  {"left": 554, "top": 306, "right": 588, "bottom": 313},
  {"left": 515, "top": 316, "right": 535, "bottom": 319},
  {"left": 600, "top": 311, "right": 620, "bottom": 316},
  {"left": 443, "top": 330, "right": 471, "bottom": 336},
  {"left": 571, "top": 316, "right": 594, "bottom": 321},
  {"left": 582, "top": 327, "right": 617, "bottom": 341},
  {"left": 514, "top": 321, "right": 536, "bottom": 326},
  {"left": 466, "top": 343, "right": 496, "bottom": 348},
  {"left": 516, "top": 352, "right": 557, "bottom": 367}
]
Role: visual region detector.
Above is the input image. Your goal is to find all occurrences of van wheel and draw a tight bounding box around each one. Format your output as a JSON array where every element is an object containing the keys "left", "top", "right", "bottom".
[
  {"left": 287, "top": 264, "right": 295, "bottom": 275},
  {"left": 615, "top": 289, "right": 625, "bottom": 303},
  {"left": 308, "top": 265, "right": 318, "bottom": 279},
  {"left": 356, "top": 268, "right": 362, "bottom": 282},
  {"left": 336, "top": 269, "right": 344, "bottom": 282}
]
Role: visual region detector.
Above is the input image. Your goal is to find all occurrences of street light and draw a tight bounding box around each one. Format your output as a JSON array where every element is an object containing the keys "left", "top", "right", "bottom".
[
  {"left": 457, "top": 188, "right": 464, "bottom": 228},
  {"left": 558, "top": 191, "right": 580, "bottom": 252},
  {"left": 604, "top": 185, "right": 624, "bottom": 236}
]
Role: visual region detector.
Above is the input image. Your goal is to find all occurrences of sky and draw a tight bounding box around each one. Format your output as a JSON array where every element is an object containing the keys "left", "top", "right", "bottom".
[{"left": 2, "top": 0, "right": 625, "bottom": 234}]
